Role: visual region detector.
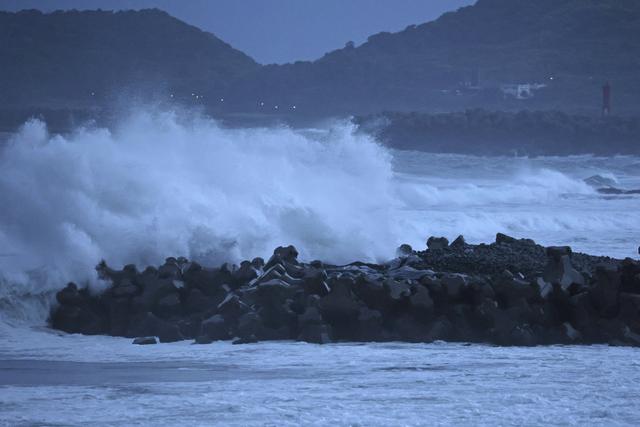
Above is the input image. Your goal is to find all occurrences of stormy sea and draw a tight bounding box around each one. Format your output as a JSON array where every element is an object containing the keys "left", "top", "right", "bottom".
[{"left": 1, "top": 111, "right": 639, "bottom": 426}]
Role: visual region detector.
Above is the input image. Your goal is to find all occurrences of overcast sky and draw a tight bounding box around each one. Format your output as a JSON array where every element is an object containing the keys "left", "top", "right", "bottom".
[{"left": 0, "top": 0, "right": 474, "bottom": 64}]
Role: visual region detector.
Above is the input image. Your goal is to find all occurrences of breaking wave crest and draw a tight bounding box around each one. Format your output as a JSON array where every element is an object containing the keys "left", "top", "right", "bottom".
[{"left": 0, "top": 111, "right": 400, "bottom": 322}]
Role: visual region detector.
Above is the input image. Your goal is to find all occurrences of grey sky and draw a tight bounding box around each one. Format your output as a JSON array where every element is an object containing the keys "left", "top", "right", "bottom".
[{"left": 0, "top": 0, "right": 475, "bottom": 64}]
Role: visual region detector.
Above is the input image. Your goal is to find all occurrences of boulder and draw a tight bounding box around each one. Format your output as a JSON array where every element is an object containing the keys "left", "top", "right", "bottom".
[
  {"left": 469, "top": 279, "right": 495, "bottom": 305},
  {"left": 232, "top": 336, "right": 259, "bottom": 345},
  {"left": 508, "top": 325, "right": 537, "bottom": 347},
  {"left": 450, "top": 235, "right": 466, "bottom": 248},
  {"left": 410, "top": 285, "right": 434, "bottom": 316},
  {"left": 534, "top": 277, "right": 554, "bottom": 299},
  {"left": 560, "top": 322, "right": 582, "bottom": 343},
  {"left": 254, "top": 264, "right": 303, "bottom": 287},
  {"left": 233, "top": 260, "right": 259, "bottom": 285},
  {"left": 620, "top": 259, "right": 640, "bottom": 294},
  {"left": 217, "top": 293, "right": 249, "bottom": 322},
  {"left": 236, "top": 311, "right": 263, "bottom": 339},
  {"left": 297, "top": 323, "right": 332, "bottom": 344},
  {"left": 154, "top": 292, "right": 182, "bottom": 319},
  {"left": 543, "top": 246, "right": 585, "bottom": 291},
  {"left": 568, "top": 292, "right": 597, "bottom": 335},
  {"left": 425, "top": 317, "right": 454, "bottom": 342},
  {"left": 194, "top": 335, "right": 214, "bottom": 345},
  {"left": 127, "top": 312, "right": 183, "bottom": 343},
  {"left": 589, "top": 264, "right": 621, "bottom": 318},
  {"left": 495, "top": 233, "right": 518, "bottom": 245},
  {"left": 492, "top": 271, "right": 535, "bottom": 308},
  {"left": 258, "top": 325, "right": 290, "bottom": 341},
  {"left": 96, "top": 261, "right": 138, "bottom": 286},
  {"left": 387, "top": 266, "right": 434, "bottom": 282},
  {"left": 619, "top": 292, "right": 640, "bottom": 325},
  {"left": 200, "top": 314, "right": 229, "bottom": 341},
  {"left": 111, "top": 278, "right": 140, "bottom": 299},
  {"left": 265, "top": 245, "right": 299, "bottom": 270},
  {"left": 441, "top": 273, "right": 470, "bottom": 301},
  {"left": 177, "top": 317, "right": 202, "bottom": 339},
  {"left": 319, "top": 277, "right": 360, "bottom": 322},
  {"left": 351, "top": 276, "right": 388, "bottom": 312},
  {"left": 298, "top": 306, "right": 323, "bottom": 325},
  {"left": 447, "top": 303, "right": 475, "bottom": 341},
  {"left": 132, "top": 336, "right": 157, "bottom": 345},
  {"left": 396, "top": 244, "right": 413, "bottom": 257},
  {"left": 384, "top": 279, "right": 412, "bottom": 301},
  {"left": 158, "top": 258, "right": 182, "bottom": 279},
  {"left": 184, "top": 288, "right": 218, "bottom": 315},
  {"left": 302, "top": 269, "right": 331, "bottom": 296},
  {"left": 183, "top": 266, "right": 230, "bottom": 296},
  {"left": 108, "top": 297, "right": 131, "bottom": 336},
  {"left": 496, "top": 233, "right": 536, "bottom": 246},
  {"left": 355, "top": 307, "right": 383, "bottom": 341},
  {"left": 132, "top": 271, "right": 178, "bottom": 313},
  {"left": 393, "top": 315, "right": 429, "bottom": 342},
  {"left": 427, "top": 236, "right": 449, "bottom": 251},
  {"left": 623, "top": 326, "right": 640, "bottom": 346},
  {"left": 256, "top": 279, "right": 297, "bottom": 305},
  {"left": 472, "top": 298, "right": 500, "bottom": 330},
  {"left": 56, "top": 283, "right": 84, "bottom": 306},
  {"left": 51, "top": 304, "right": 107, "bottom": 335}
]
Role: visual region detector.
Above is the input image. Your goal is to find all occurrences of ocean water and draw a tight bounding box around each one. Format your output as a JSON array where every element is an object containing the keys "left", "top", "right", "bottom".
[
  {"left": 1, "top": 111, "right": 640, "bottom": 425},
  {"left": 391, "top": 150, "right": 640, "bottom": 259},
  {"left": 1, "top": 329, "right": 640, "bottom": 426}
]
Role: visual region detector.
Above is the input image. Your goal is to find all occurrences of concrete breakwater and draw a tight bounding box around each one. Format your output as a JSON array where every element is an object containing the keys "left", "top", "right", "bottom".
[{"left": 50, "top": 234, "right": 640, "bottom": 347}]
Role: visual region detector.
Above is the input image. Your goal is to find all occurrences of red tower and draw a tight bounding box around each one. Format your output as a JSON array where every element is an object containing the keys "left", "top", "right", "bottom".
[{"left": 602, "top": 82, "right": 611, "bottom": 116}]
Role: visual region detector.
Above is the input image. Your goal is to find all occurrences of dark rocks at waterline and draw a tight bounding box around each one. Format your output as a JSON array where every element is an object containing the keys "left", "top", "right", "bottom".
[
  {"left": 49, "top": 237, "right": 640, "bottom": 347},
  {"left": 132, "top": 336, "right": 157, "bottom": 345}
]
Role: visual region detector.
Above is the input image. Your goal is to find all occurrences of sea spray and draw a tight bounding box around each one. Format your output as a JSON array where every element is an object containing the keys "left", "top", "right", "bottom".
[{"left": 0, "top": 110, "right": 400, "bottom": 321}]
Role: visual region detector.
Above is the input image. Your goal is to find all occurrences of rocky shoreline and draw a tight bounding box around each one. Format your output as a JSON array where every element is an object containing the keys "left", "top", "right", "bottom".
[{"left": 50, "top": 234, "right": 640, "bottom": 347}]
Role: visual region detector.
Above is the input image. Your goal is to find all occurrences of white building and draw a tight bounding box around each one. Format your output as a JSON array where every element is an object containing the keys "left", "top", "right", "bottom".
[{"left": 500, "top": 83, "right": 547, "bottom": 100}]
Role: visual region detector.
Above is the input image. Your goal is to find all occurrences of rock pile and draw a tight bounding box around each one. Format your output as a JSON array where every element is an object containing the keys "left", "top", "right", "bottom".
[{"left": 50, "top": 234, "right": 640, "bottom": 347}]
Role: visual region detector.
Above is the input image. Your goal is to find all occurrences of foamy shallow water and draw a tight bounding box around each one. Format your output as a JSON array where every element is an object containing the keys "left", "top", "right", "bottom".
[{"left": 1, "top": 329, "right": 640, "bottom": 426}]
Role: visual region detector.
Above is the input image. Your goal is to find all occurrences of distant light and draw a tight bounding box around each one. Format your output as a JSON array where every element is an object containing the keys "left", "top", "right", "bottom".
[
  {"left": 191, "top": 93, "right": 195, "bottom": 96},
  {"left": 275, "top": 105, "right": 279, "bottom": 110},
  {"left": 220, "top": 98, "right": 224, "bottom": 102},
  {"left": 91, "top": 92, "right": 95, "bottom": 96},
  {"left": 549, "top": 77, "right": 554, "bottom": 81},
  {"left": 260, "top": 102, "right": 264, "bottom": 106},
  {"left": 292, "top": 105, "right": 297, "bottom": 109},
  {"left": 170, "top": 94, "right": 174, "bottom": 98}
]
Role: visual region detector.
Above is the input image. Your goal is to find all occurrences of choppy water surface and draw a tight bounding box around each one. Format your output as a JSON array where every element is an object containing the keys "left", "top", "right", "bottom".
[
  {"left": 392, "top": 150, "right": 640, "bottom": 259},
  {"left": 1, "top": 330, "right": 640, "bottom": 426}
]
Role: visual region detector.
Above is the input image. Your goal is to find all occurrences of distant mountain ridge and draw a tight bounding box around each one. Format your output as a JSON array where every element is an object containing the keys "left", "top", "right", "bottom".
[
  {"left": 247, "top": 0, "right": 640, "bottom": 115},
  {"left": 0, "top": 8, "right": 258, "bottom": 108},
  {"left": 1, "top": 0, "right": 640, "bottom": 116}
]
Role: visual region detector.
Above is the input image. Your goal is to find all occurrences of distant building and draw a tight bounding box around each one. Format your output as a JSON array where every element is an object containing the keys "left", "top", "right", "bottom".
[{"left": 500, "top": 83, "right": 547, "bottom": 100}]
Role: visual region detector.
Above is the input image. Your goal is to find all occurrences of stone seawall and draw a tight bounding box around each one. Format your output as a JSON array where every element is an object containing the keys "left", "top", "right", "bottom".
[{"left": 51, "top": 234, "right": 640, "bottom": 347}]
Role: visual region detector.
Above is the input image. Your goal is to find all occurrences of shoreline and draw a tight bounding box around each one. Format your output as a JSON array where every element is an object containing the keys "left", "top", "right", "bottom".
[{"left": 50, "top": 234, "right": 640, "bottom": 347}]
